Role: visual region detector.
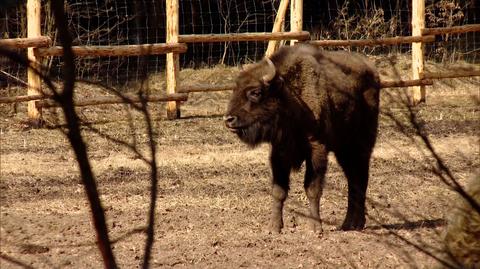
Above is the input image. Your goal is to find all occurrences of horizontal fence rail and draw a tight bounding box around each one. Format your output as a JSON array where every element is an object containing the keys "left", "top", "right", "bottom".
[
  {"left": 37, "top": 43, "right": 188, "bottom": 57},
  {"left": 380, "top": 79, "right": 433, "bottom": 88},
  {"left": 307, "top": 35, "right": 435, "bottom": 47},
  {"left": 0, "top": 94, "right": 52, "bottom": 104},
  {"left": 178, "top": 31, "right": 310, "bottom": 43},
  {"left": 424, "top": 70, "right": 480, "bottom": 79},
  {"left": 2, "top": 75, "right": 471, "bottom": 105},
  {"left": 36, "top": 93, "right": 188, "bottom": 108},
  {"left": 0, "top": 93, "right": 189, "bottom": 105},
  {"left": 422, "top": 24, "right": 480, "bottom": 36},
  {"left": 0, "top": 36, "right": 52, "bottom": 48},
  {"left": 177, "top": 79, "right": 435, "bottom": 94},
  {"left": 178, "top": 84, "right": 238, "bottom": 93}
]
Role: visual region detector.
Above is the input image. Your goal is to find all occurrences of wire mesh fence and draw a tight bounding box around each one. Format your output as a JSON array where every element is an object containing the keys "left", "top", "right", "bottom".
[
  {"left": 1, "top": 5, "right": 26, "bottom": 88},
  {"left": 1, "top": 0, "right": 479, "bottom": 87}
]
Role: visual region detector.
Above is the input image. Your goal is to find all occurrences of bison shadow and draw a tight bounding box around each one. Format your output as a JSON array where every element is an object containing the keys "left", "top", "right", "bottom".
[{"left": 288, "top": 206, "right": 445, "bottom": 231}]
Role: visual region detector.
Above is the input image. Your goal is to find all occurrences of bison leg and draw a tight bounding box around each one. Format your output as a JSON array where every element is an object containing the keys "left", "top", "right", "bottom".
[
  {"left": 304, "top": 141, "right": 327, "bottom": 233},
  {"left": 269, "top": 150, "right": 291, "bottom": 233},
  {"left": 335, "top": 148, "right": 372, "bottom": 231}
]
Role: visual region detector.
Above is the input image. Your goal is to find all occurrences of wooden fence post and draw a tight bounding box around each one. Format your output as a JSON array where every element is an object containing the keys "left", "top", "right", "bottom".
[
  {"left": 27, "top": 0, "right": 42, "bottom": 125},
  {"left": 265, "top": 0, "right": 289, "bottom": 57},
  {"left": 166, "top": 0, "right": 180, "bottom": 119},
  {"left": 290, "top": 0, "right": 303, "bottom": 46},
  {"left": 411, "top": 0, "right": 426, "bottom": 104}
]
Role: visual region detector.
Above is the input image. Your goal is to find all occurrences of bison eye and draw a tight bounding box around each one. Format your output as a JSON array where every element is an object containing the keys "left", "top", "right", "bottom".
[{"left": 247, "top": 89, "right": 262, "bottom": 103}]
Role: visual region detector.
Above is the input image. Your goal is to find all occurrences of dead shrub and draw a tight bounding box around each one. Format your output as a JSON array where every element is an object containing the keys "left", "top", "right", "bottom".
[
  {"left": 443, "top": 172, "right": 480, "bottom": 268},
  {"left": 425, "top": 0, "right": 465, "bottom": 63}
]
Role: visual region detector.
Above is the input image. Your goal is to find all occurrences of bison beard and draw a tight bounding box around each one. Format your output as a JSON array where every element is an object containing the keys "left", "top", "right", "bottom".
[
  {"left": 224, "top": 44, "right": 380, "bottom": 233},
  {"left": 233, "top": 121, "right": 270, "bottom": 145}
]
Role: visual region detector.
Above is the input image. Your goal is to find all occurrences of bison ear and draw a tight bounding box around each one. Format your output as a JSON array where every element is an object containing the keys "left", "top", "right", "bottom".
[{"left": 261, "top": 58, "right": 276, "bottom": 84}]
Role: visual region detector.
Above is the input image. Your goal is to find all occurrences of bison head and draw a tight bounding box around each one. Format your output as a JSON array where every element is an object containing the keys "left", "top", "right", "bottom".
[{"left": 224, "top": 58, "right": 284, "bottom": 146}]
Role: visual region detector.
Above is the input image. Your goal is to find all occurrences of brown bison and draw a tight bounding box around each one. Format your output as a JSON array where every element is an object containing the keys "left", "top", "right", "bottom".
[{"left": 224, "top": 44, "right": 380, "bottom": 233}]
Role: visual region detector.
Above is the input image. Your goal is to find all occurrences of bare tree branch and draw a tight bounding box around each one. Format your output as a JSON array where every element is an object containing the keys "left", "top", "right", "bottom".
[{"left": 49, "top": 0, "right": 118, "bottom": 267}]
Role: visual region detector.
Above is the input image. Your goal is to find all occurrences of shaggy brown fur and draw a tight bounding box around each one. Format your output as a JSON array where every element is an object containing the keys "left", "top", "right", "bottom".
[{"left": 224, "top": 44, "right": 380, "bottom": 233}]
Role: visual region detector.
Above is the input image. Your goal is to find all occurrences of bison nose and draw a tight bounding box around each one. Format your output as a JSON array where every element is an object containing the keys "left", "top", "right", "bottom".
[{"left": 223, "top": 115, "right": 238, "bottom": 126}]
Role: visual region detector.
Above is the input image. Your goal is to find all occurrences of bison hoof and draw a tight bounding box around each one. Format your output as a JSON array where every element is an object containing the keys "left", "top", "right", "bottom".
[
  {"left": 310, "top": 221, "right": 323, "bottom": 234},
  {"left": 340, "top": 219, "right": 366, "bottom": 231},
  {"left": 269, "top": 220, "right": 283, "bottom": 234}
]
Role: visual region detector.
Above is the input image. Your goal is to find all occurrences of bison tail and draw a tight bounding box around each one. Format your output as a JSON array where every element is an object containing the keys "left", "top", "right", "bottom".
[{"left": 363, "top": 72, "right": 381, "bottom": 109}]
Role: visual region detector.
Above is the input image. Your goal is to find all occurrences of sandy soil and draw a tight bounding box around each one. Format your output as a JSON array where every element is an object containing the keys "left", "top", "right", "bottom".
[{"left": 1, "top": 56, "right": 479, "bottom": 268}]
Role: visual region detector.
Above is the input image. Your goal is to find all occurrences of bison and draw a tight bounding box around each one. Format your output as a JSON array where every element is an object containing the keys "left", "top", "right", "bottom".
[{"left": 224, "top": 44, "right": 380, "bottom": 233}]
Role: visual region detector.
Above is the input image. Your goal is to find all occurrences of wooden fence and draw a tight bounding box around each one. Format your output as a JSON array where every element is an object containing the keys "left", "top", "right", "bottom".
[{"left": 0, "top": 0, "right": 479, "bottom": 123}]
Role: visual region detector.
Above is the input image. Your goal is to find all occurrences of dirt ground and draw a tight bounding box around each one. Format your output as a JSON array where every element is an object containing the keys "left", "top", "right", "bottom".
[{"left": 1, "top": 55, "right": 479, "bottom": 268}]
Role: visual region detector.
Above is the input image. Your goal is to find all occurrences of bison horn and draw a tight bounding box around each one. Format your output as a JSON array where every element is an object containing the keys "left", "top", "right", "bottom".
[{"left": 262, "top": 58, "right": 276, "bottom": 83}]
